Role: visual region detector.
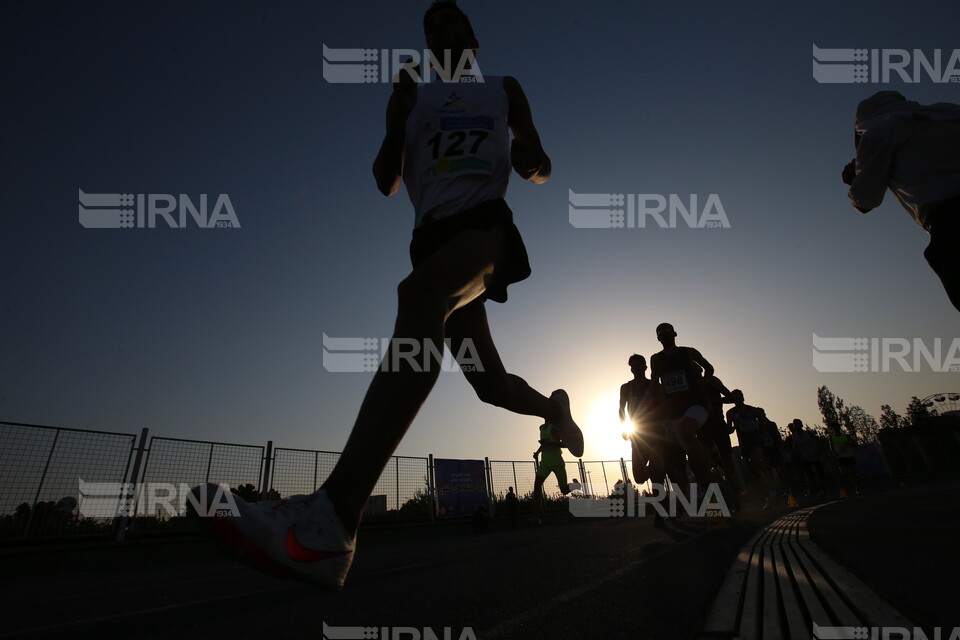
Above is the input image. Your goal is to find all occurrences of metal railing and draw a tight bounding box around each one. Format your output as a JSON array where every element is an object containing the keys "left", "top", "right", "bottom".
[
  {"left": 0, "top": 422, "right": 136, "bottom": 539},
  {"left": 269, "top": 448, "right": 431, "bottom": 520},
  {"left": 3, "top": 419, "right": 953, "bottom": 543}
]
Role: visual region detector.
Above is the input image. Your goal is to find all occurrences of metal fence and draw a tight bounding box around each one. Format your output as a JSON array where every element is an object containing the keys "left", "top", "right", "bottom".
[
  {"left": 488, "top": 459, "right": 605, "bottom": 500},
  {"left": 5, "top": 418, "right": 955, "bottom": 543},
  {"left": 129, "top": 436, "right": 267, "bottom": 533},
  {"left": 0, "top": 422, "right": 137, "bottom": 539},
  {"left": 138, "top": 437, "right": 265, "bottom": 496},
  {"left": 269, "top": 448, "right": 430, "bottom": 520}
]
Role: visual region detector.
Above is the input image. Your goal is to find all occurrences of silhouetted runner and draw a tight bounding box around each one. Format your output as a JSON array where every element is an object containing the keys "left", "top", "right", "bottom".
[
  {"left": 532, "top": 409, "right": 572, "bottom": 525},
  {"left": 698, "top": 374, "right": 740, "bottom": 510},
  {"left": 829, "top": 424, "right": 861, "bottom": 496},
  {"left": 650, "top": 323, "right": 715, "bottom": 490},
  {"left": 785, "top": 419, "right": 825, "bottom": 498},
  {"left": 618, "top": 353, "right": 680, "bottom": 527},
  {"left": 726, "top": 391, "right": 775, "bottom": 508},
  {"left": 191, "top": 0, "right": 582, "bottom": 589},
  {"left": 842, "top": 91, "right": 960, "bottom": 312},
  {"left": 619, "top": 354, "right": 664, "bottom": 485},
  {"left": 757, "top": 407, "right": 790, "bottom": 504}
]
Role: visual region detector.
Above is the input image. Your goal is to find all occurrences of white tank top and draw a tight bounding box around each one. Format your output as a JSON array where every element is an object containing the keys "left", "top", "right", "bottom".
[{"left": 402, "top": 76, "right": 511, "bottom": 228}]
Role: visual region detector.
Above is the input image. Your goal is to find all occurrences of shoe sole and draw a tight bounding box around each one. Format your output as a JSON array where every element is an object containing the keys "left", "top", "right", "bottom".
[{"left": 552, "top": 390, "right": 584, "bottom": 457}]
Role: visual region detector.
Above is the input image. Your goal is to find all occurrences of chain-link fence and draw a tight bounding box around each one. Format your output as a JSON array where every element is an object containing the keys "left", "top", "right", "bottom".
[
  {"left": 489, "top": 460, "right": 536, "bottom": 500},
  {"left": 270, "top": 447, "right": 339, "bottom": 498},
  {"left": 269, "top": 449, "right": 430, "bottom": 521},
  {"left": 581, "top": 460, "right": 628, "bottom": 498},
  {"left": 131, "top": 437, "right": 265, "bottom": 533},
  {"left": 0, "top": 422, "right": 137, "bottom": 539},
  {"left": 25, "top": 415, "right": 948, "bottom": 544}
]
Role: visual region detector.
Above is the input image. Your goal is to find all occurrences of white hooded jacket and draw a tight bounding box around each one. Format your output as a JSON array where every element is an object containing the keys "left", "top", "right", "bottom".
[{"left": 849, "top": 91, "right": 960, "bottom": 232}]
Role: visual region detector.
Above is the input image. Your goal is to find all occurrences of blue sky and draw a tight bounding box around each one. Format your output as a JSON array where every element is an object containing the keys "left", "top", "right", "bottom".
[{"left": 2, "top": 1, "right": 958, "bottom": 463}]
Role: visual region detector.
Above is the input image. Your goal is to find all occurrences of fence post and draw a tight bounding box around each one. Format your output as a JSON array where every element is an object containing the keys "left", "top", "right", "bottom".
[
  {"left": 204, "top": 442, "right": 215, "bottom": 484},
  {"left": 23, "top": 429, "right": 62, "bottom": 538},
  {"left": 577, "top": 459, "right": 587, "bottom": 496},
  {"left": 395, "top": 457, "right": 400, "bottom": 515},
  {"left": 511, "top": 461, "right": 518, "bottom": 496},
  {"left": 115, "top": 427, "right": 150, "bottom": 543},
  {"left": 313, "top": 451, "right": 320, "bottom": 492},
  {"left": 260, "top": 440, "right": 274, "bottom": 500},
  {"left": 620, "top": 458, "right": 628, "bottom": 486},
  {"left": 484, "top": 457, "right": 495, "bottom": 516},
  {"left": 427, "top": 454, "right": 436, "bottom": 522}
]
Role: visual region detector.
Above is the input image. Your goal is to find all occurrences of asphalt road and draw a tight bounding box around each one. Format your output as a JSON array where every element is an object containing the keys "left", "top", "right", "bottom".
[
  {"left": 3, "top": 478, "right": 957, "bottom": 639},
  {"left": 0, "top": 505, "right": 775, "bottom": 640}
]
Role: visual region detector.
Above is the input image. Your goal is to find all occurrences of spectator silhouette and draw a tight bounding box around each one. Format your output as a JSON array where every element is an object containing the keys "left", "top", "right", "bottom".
[
  {"left": 842, "top": 91, "right": 960, "bottom": 312},
  {"left": 503, "top": 486, "right": 519, "bottom": 529}
]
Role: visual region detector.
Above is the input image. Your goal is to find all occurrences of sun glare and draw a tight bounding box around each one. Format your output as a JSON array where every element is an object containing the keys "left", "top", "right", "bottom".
[{"left": 584, "top": 390, "right": 632, "bottom": 461}]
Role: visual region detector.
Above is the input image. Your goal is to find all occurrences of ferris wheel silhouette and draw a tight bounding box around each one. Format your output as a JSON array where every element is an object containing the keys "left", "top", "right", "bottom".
[{"left": 921, "top": 392, "right": 960, "bottom": 417}]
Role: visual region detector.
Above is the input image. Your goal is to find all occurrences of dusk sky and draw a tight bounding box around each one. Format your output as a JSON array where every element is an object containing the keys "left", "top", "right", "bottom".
[{"left": 2, "top": 1, "right": 958, "bottom": 465}]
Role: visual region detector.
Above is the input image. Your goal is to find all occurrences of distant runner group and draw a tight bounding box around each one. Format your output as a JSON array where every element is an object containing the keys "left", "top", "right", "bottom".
[{"left": 612, "top": 322, "right": 862, "bottom": 522}]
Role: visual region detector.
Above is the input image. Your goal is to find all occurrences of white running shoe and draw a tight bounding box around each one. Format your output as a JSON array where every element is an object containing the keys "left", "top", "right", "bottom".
[
  {"left": 190, "top": 484, "right": 354, "bottom": 590},
  {"left": 550, "top": 389, "right": 584, "bottom": 457}
]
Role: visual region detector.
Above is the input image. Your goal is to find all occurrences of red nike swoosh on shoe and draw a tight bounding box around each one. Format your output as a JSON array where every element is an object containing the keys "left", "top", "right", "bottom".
[{"left": 285, "top": 528, "right": 351, "bottom": 562}]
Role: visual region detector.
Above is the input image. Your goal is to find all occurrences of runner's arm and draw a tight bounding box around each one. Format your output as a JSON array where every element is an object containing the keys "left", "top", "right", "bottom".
[
  {"left": 372, "top": 62, "right": 418, "bottom": 196},
  {"left": 649, "top": 354, "right": 662, "bottom": 384},
  {"left": 503, "top": 76, "right": 551, "bottom": 183},
  {"left": 705, "top": 375, "right": 733, "bottom": 401},
  {"left": 687, "top": 348, "right": 715, "bottom": 378},
  {"left": 848, "top": 131, "right": 895, "bottom": 214},
  {"left": 618, "top": 384, "right": 628, "bottom": 423}
]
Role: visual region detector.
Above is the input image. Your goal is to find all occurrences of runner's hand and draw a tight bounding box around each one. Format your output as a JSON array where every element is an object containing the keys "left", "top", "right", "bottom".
[{"left": 511, "top": 138, "right": 544, "bottom": 180}]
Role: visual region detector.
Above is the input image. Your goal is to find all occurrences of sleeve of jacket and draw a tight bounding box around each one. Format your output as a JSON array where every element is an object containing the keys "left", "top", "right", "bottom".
[{"left": 847, "top": 128, "right": 897, "bottom": 213}]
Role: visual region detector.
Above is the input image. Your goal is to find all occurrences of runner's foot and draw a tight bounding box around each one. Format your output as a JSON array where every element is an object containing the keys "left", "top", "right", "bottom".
[
  {"left": 190, "top": 484, "right": 354, "bottom": 590},
  {"left": 550, "top": 389, "right": 584, "bottom": 457}
]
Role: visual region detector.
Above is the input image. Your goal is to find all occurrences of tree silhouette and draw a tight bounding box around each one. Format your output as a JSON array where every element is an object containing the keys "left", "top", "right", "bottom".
[
  {"left": 904, "top": 396, "right": 933, "bottom": 429},
  {"left": 880, "top": 404, "right": 904, "bottom": 430},
  {"left": 230, "top": 483, "right": 259, "bottom": 503},
  {"left": 817, "top": 386, "right": 844, "bottom": 432}
]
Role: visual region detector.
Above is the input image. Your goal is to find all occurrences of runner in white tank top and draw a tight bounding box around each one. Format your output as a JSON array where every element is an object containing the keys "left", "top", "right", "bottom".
[
  {"left": 403, "top": 76, "right": 511, "bottom": 228},
  {"left": 192, "top": 1, "right": 586, "bottom": 590}
]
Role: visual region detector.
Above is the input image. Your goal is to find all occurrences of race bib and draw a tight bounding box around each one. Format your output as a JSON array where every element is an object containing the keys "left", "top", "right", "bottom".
[
  {"left": 661, "top": 370, "right": 688, "bottom": 394},
  {"left": 419, "top": 115, "right": 496, "bottom": 183}
]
